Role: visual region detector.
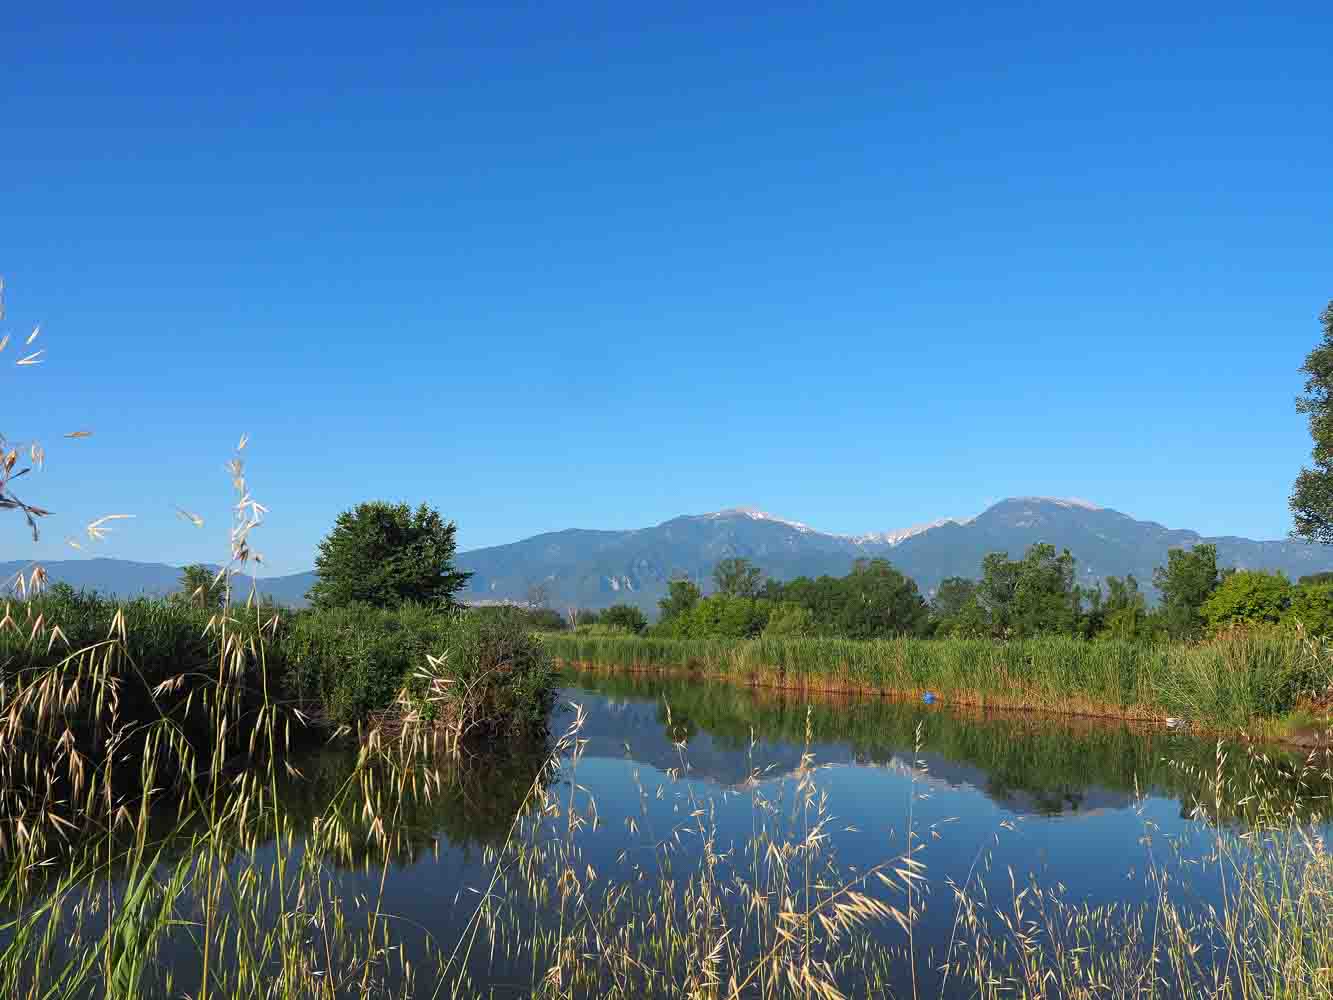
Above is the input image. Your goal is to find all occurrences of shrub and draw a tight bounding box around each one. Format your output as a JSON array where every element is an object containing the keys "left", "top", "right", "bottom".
[
  {"left": 401, "top": 608, "right": 557, "bottom": 744},
  {"left": 1200, "top": 571, "right": 1292, "bottom": 632},
  {"left": 763, "top": 602, "right": 815, "bottom": 638},
  {"left": 281, "top": 603, "right": 556, "bottom": 735},
  {"left": 601, "top": 604, "right": 648, "bottom": 634},
  {"left": 1284, "top": 582, "right": 1333, "bottom": 636},
  {"left": 281, "top": 603, "right": 450, "bottom": 723}
]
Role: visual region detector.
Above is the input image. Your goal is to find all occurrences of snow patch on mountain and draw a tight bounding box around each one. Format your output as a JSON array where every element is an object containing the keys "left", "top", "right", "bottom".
[
  {"left": 1010, "top": 496, "right": 1103, "bottom": 511},
  {"left": 852, "top": 518, "right": 964, "bottom": 546},
  {"left": 705, "top": 507, "right": 817, "bottom": 533}
]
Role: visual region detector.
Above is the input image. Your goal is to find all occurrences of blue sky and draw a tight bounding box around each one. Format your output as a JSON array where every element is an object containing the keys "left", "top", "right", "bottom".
[{"left": 5, "top": 2, "right": 1332, "bottom": 574}]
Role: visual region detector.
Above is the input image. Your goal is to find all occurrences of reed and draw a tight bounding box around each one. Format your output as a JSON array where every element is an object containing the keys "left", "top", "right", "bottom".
[{"left": 544, "top": 631, "right": 1333, "bottom": 733}]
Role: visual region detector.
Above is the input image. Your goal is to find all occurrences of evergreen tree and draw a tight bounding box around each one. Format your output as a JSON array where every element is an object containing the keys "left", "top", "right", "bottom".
[{"left": 307, "top": 501, "right": 471, "bottom": 610}]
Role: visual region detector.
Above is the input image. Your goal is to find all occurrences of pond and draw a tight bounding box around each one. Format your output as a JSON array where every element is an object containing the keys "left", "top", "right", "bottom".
[{"left": 9, "top": 670, "right": 1332, "bottom": 998}]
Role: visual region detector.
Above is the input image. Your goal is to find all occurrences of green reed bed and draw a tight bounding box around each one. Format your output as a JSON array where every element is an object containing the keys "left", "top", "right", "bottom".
[{"left": 545, "top": 631, "right": 1333, "bottom": 733}]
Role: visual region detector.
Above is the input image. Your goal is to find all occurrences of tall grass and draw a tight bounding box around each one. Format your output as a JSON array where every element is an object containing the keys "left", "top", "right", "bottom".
[{"left": 544, "top": 632, "right": 1333, "bottom": 732}]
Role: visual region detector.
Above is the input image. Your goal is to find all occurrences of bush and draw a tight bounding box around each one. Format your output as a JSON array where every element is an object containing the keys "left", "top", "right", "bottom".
[
  {"left": 1200, "top": 571, "right": 1292, "bottom": 632},
  {"left": 763, "top": 602, "right": 815, "bottom": 638},
  {"left": 402, "top": 608, "right": 557, "bottom": 742},
  {"left": 1283, "top": 582, "right": 1333, "bottom": 636},
  {"left": 281, "top": 603, "right": 450, "bottom": 723},
  {"left": 601, "top": 604, "right": 648, "bottom": 634},
  {"left": 281, "top": 603, "right": 556, "bottom": 735}
]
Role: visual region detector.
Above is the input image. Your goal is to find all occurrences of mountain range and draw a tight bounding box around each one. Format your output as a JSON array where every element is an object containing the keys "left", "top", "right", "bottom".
[{"left": 8, "top": 497, "right": 1332, "bottom": 615}]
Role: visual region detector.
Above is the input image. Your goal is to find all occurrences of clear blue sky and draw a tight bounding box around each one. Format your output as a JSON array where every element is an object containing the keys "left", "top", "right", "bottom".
[{"left": 5, "top": 2, "right": 1332, "bottom": 575}]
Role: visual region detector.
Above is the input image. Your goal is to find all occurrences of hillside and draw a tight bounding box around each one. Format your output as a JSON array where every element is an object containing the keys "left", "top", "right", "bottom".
[{"left": 8, "top": 498, "right": 1332, "bottom": 615}]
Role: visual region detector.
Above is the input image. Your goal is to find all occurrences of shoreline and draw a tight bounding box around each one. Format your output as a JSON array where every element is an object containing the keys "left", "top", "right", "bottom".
[{"left": 555, "top": 658, "right": 1333, "bottom": 751}]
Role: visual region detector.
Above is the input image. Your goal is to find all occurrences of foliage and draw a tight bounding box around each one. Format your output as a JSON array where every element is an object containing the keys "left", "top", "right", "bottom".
[
  {"left": 932, "top": 576, "right": 978, "bottom": 618},
  {"left": 1298, "top": 571, "right": 1333, "bottom": 586},
  {"left": 1094, "top": 575, "right": 1157, "bottom": 641},
  {"left": 306, "top": 501, "right": 471, "bottom": 611},
  {"left": 546, "top": 629, "right": 1333, "bottom": 729},
  {"left": 1284, "top": 581, "right": 1333, "bottom": 636},
  {"left": 1153, "top": 543, "right": 1221, "bottom": 639},
  {"left": 572, "top": 607, "right": 600, "bottom": 626},
  {"left": 712, "top": 556, "right": 762, "bottom": 598},
  {"left": 762, "top": 601, "right": 814, "bottom": 637},
  {"left": 281, "top": 602, "right": 556, "bottom": 728},
  {"left": 762, "top": 558, "right": 931, "bottom": 639},
  {"left": 600, "top": 603, "right": 648, "bottom": 634},
  {"left": 176, "top": 563, "right": 226, "bottom": 609},
  {"left": 661, "top": 594, "right": 772, "bottom": 639},
  {"left": 657, "top": 577, "right": 702, "bottom": 625},
  {"left": 398, "top": 608, "right": 557, "bottom": 743},
  {"left": 976, "top": 543, "right": 1082, "bottom": 638},
  {"left": 471, "top": 604, "right": 568, "bottom": 632},
  {"left": 1289, "top": 300, "right": 1333, "bottom": 543},
  {"left": 1200, "top": 570, "right": 1293, "bottom": 631},
  {"left": 281, "top": 602, "right": 453, "bottom": 722}
]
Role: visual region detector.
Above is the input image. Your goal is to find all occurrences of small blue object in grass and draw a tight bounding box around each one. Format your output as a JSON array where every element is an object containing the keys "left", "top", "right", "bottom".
[{"left": 921, "top": 691, "right": 938, "bottom": 705}]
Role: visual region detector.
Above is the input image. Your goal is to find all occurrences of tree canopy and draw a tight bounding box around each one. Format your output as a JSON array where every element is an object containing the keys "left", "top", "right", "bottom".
[
  {"left": 1290, "top": 301, "right": 1333, "bottom": 543},
  {"left": 600, "top": 604, "right": 648, "bottom": 634},
  {"left": 1152, "top": 543, "right": 1219, "bottom": 639},
  {"left": 713, "top": 557, "right": 763, "bottom": 598},
  {"left": 307, "top": 501, "right": 471, "bottom": 610}
]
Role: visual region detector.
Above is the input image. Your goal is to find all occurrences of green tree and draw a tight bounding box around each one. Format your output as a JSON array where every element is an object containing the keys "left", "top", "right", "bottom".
[
  {"left": 1298, "top": 571, "right": 1333, "bottom": 586},
  {"left": 307, "top": 501, "right": 471, "bottom": 610},
  {"left": 178, "top": 563, "right": 225, "bottom": 609},
  {"left": 1094, "top": 575, "right": 1153, "bottom": 641},
  {"left": 658, "top": 577, "right": 702, "bottom": 624},
  {"left": 572, "top": 607, "right": 600, "bottom": 627},
  {"left": 600, "top": 604, "right": 648, "bottom": 634},
  {"left": 1200, "top": 570, "right": 1292, "bottom": 631},
  {"left": 713, "top": 557, "right": 762, "bottom": 598},
  {"left": 932, "top": 577, "right": 979, "bottom": 620},
  {"left": 978, "top": 544, "right": 1080, "bottom": 638},
  {"left": 763, "top": 601, "right": 815, "bottom": 637},
  {"left": 834, "top": 558, "right": 931, "bottom": 639},
  {"left": 1289, "top": 301, "right": 1333, "bottom": 543},
  {"left": 527, "top": 607, "right": 569, "bottom": 631},
  {"left": 1152, "top": 544, "right": 1220, "bottom": 639},
  {"left": 1285, "top": 582, "right": 1333, "bottom": 636}
]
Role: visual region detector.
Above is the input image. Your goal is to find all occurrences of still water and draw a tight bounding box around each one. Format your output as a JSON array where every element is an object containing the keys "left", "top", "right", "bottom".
[
  {"left": 276, "top": 671, "right": 1328, "bottom": 996},
  {"left": 23, "top": 671, "right": 1332, "bottom": 997}
]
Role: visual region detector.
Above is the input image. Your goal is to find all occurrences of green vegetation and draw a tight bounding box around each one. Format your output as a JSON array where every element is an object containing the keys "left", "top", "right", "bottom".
[
  {"left": 636, "top": 540, "right": 1333, "bottom": 646},
  {"left": 598, "top": 603, "right": 648, "bottom": 634},
  {"left": 307, "top": 500, "right": 472, "bottom": 610},
  {"left": 546, "top": 630, "right": 1333, "bottom": 732},
  {"left": 1290, "top": 299, "right": 1333, "bottom": 543},
  {"left": 176, "top": 563, "right": 226, "bottom": 608}
]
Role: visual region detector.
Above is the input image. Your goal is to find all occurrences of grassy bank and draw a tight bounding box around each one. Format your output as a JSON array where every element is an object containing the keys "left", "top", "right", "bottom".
[{"left": 544, "top": 631, "right": 1333, "bottom": 736}]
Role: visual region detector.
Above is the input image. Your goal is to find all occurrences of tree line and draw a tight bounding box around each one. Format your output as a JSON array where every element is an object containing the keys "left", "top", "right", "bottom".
[{"left": 573, "top": 545, "right": 1333, "bottom": 642}]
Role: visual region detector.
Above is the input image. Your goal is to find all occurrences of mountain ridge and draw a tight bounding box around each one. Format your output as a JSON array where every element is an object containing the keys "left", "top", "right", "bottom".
[{"left": 6, "top": 498, "right": 1331, "bottom": 614}]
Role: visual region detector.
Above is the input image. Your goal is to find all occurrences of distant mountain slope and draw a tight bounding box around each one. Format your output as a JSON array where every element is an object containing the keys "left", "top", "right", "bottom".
[
  {"left": 458, "top": 499, "right": 1333, "bottom": 615},
  {"left": 8, "top": 498, "right": 1333, "bottom": 615},
  {"left": 0, "top": 559, "right": 315, "bottom": 606}
]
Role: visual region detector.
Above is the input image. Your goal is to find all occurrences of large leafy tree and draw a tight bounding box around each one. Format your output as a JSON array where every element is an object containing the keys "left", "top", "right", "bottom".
[
  {"left": 978, "top": 544, "right": 1080, "bottom": 638},
  {"left": 1291, "top": 301, "right": 1333, "bottom": 542},
  {"left": 1152, "top": 543, "right": 1220, "bottom": 639},
  {"left": 713, "top": 557, "right": 763, "bottom": 598},
  {"left": 658, "top": 577, "right": 702, "bottom": 624},
  {"left": 307, "top": 501, "right": 471, "bottom": 610},
  {"left": 836, "top": 558, "right": 931, "bottom": 638},
  {"left": 601, "top": 604, "right": 648, "bottom": 634},
  {"left": 1199, "top": 570, "right": 1291, "bottom": 631}
]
